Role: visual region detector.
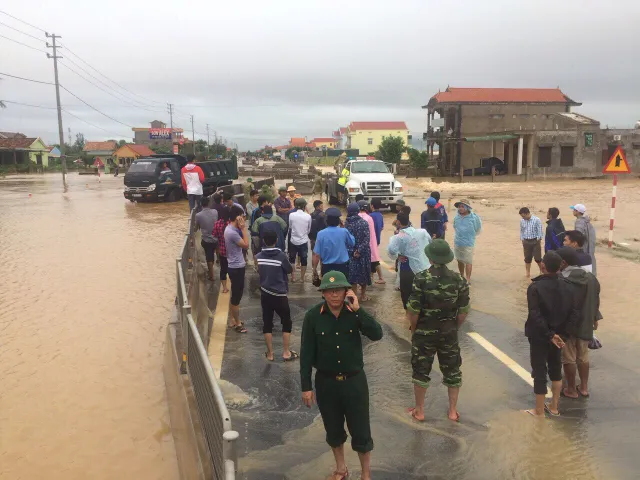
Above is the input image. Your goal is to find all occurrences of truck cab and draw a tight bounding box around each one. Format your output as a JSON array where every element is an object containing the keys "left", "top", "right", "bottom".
[{"left": 328, "top": 160, "right": 404, "bottom": 211}]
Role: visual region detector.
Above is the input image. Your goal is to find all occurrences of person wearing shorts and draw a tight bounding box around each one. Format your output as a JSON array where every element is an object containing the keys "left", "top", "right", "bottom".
[
  {"left": 288, "top": 197, "right": 312, "bottom": 282},
  {"left": 224, "top": 205, "right": 249, "bottom": 333},
  {"left": 195, "top": 196, "right": 219, "bottom": 281},
  {"left": 257, "top": 230, "right": 298, "bottom": 361},
  {"left": 312, "top": 208, "right": 355, "bottom": 280},
  {"left": 452, "top": 199, "right": 482, "bottom": 283},
  {"left": 519, "top": 207, "right": 543, "bottom": 277}
]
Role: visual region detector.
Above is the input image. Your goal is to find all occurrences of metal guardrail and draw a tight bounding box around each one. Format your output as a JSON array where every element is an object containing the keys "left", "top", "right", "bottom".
[{"left": 176, "top": 208, "right": 238, "bottom": 479}]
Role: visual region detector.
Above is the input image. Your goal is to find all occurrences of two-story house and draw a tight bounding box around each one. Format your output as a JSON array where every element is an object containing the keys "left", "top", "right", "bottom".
[{"left": 346, "top": 121, "right": 410, "bottom": 156}]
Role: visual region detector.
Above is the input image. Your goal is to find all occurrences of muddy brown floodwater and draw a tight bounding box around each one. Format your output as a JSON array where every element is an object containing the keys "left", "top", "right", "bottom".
[{"left": 0, "top": 173, "right": 181, "bottom": 479}]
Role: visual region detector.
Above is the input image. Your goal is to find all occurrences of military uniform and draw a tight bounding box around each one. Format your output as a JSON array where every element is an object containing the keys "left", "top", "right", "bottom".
[
  {"left": 406, "top": 265, "right": 470, "bottom": 388},
  {"left": 300, "top": 274, "right": 383, "bottom": 453}
]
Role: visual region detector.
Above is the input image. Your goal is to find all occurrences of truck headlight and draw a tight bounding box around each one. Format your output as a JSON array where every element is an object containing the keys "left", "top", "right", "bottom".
[
  {"left": 348, "top": 187, "right": 360, "bottom": 193},
  {"left": 124, "top": 186, "right": 130, "bottom": 192},
  {"left": 147, "top": 184, "right": 156, "bottom": 192},
  {"left": 394, "top": 186, "right": 403, "bottom": 193}
]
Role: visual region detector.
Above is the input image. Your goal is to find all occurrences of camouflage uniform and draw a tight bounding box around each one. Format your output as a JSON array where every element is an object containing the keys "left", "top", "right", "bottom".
[{"left": 406, "top": 265, "right": 470, "bottom": 388}]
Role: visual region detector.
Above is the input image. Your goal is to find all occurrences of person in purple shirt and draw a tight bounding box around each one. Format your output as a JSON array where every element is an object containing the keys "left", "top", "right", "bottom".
[
  {"left": 369, "top": 199, "right": 385, "bottom": 284},
  {"left": 224, "top": 205, "right": 250, "bottom": 333}
]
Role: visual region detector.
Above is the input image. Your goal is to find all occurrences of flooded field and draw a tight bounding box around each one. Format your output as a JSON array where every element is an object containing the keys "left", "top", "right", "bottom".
[{"left": 0, "top": 173, "right": 180, "bottom": 479}]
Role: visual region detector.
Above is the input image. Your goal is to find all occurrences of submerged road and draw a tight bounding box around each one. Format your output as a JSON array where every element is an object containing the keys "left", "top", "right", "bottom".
[{"left": 210, "top": 209, "right": 640, "bottom": 480}]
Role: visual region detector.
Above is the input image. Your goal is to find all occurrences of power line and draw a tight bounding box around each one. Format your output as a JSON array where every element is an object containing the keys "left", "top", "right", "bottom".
[
  {"left": 0, "top": 10, "right": 47, "bottom": 33},
  {"left": 60, "top": 85, "right": 134, "bottom": 128},
  {"left": 61, "top": 44, "right": 166, "bottom": 106},
  {"left": 58, "top": 60, "right": 166, "bottom": 114},
  {"left": 0, "top": 71, "right": 54, "bottom": 85},
  {"left": 62, "top": 108, "right": 131, "bottom": 138},
  {"left": 0, "top": 33, "right": 47, "bottom": 53},
  {"left": 0, "top": 20, "right": 44, "bottom": 42},
  {"left": 0, "top": 99, "right": 58, "bottom": 109}
]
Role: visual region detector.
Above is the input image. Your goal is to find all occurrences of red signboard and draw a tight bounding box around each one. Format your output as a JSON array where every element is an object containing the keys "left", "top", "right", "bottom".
[{"left": 149, "top": 128, "right": 172, "bottom": 140}]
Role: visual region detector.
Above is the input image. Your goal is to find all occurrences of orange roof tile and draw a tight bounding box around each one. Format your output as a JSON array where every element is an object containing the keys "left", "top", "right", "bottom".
[
  {"left": 127, "top": 144, "right": 155, "bottom": 156},
  {"left": 311, "top": 137, "right": 335, "bottom": 143},
  {"left": 428, "top": 87, "right": 577, "bottom": 105},
  {"left": 0, "top": 137, "right": 38, "bottom": 149},
  {"left": 349, "top": 121, "right": 408, "bottom": 131},
  {"left": 289, "top": 137, "right": 306, "bottom": 147},
  {"left": 83, "top": 141, "right": 117, "bottom": 152}
]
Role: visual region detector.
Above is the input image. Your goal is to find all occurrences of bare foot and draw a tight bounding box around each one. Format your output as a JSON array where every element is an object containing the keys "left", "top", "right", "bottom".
[
  {"left": 406, "top": 407, "right": 424, "bottom": 421},
  {"left": 448, "top": 410, "right": 460, "bottom": 422},
  {"left": 222, "top": 288, "right": 230, "bottom": 293},
  {"left": 577, "top": 385, "right": 589, "bottom": 397},
  {"left": 563, "top": 388, "right": 579, "bottom": 399}
]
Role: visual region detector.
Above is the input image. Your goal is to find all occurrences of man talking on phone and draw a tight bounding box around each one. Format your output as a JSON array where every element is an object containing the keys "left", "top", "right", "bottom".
[{"left": 300, "top": 271, "right": 382, "bottom": 480}]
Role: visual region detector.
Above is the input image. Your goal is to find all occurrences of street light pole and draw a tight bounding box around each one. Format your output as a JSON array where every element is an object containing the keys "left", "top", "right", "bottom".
[{"left": 46, "top": 33, "right": 67, "bottom": 192}]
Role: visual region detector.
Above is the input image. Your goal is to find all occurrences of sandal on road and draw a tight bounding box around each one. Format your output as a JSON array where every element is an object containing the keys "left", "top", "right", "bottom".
[
  {"left": 283, "top": 350, "right": 299, "bottom": 362},
  {"left": 577, "top": 385, "right": 590, "bottom": 397},
  {"left": 374, "top": 279, "right": 386, "bottom": 285},
  {"left": 330, "top": 469, "right": 349, "bottom": 480},
  {"left": 544, "top": 403, "right": 560, "bottom": 417},
  {"left": 234, "top": 324, "right": 248, "bottom": 333},
  {"left": 265, "top": 352, "right": 275, "bottom": 362}
]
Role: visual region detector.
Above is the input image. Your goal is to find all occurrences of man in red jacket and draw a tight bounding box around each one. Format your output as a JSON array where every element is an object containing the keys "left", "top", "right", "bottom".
[{"left": 181, "top": 154, "right": 205, "bottom": 212}]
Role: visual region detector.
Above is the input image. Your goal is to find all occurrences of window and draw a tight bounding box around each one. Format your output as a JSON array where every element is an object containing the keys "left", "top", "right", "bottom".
[
  {"left": 350, "top": 161, "right": 389, "bottom": 174},
  {"left": 584, "top": 132, "right": 593, "bottom": 147},
  {"left": 560, "top": 146, "right": 574, "bottom": 167},
  {"left": 519, "top": 114, "right": 530, "bottom": 119},
  {"left": 489, "top": 114, "right": 504, "bottom": 119},
  {"left": 533, "top": 114, "right": 537, "bottom": 118},
  {"left": 538, "top": 146, "right": 552, "bottom": 167},
  {"left": 367, "top": 138, "right": 373, "bottom": 145},
  {"left": 512, "top": 114, "right": 517, "bottom": 118}
]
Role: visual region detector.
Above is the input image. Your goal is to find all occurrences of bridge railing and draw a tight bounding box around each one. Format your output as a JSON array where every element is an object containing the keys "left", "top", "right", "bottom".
[{"left": 175, "top": 207, "right": 238, "bottom": 480}]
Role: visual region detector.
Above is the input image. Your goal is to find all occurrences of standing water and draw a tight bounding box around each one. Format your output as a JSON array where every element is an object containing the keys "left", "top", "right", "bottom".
[{"left": 0, "top": 173, "right": 180, "bottom": 479}]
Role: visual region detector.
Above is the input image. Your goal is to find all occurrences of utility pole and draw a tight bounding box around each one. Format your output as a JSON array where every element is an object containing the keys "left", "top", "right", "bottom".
[
  {"left": 190, "top": 114, "right": 195, "bottom": 155},
  {"left": 46, "top": 33, "right": 67, "bottom": 192},
  {"left": 206, "top": 124, "right": 210, "bottom": 156}
]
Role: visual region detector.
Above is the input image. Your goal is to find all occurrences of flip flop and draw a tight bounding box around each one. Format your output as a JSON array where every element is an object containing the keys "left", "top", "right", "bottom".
[
  {"left": 405, "top": 407, "right": 424, "bottom": 422},
  {"left": 283, "top": 350, "right": 299, "bottom": 362},
  {"left": 234, "top": 324, "right": 248, "bottom": 333},
  {"left": 523, "top": 409, "right": 541, "bottom": 417},
  {"left": 265, "top": 352, "right": 274, "bottom": 361},
  {"left": 561, "top": 388, "right": 579, "bottom": 399},
  {"left": 577, "top": 385, "right": 590, "bottom": 397},
  {"left": 449, "top": 411, "right": 460, "bottom": 422},
  {"left": 544, "top": 403, "right": 560, "bottom": 417},
  {"left": 331, "top": 468, "right": 349, "bottom": 480},
  {"left": 374, "top": 279, "right": 386, "bottom": 285}
]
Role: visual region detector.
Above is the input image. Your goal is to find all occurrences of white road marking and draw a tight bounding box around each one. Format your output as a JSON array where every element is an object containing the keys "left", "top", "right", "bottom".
[
  {"left": 467, "top": 332, "right": 552, "bottom": 398},
  {"left": 208, "top": 288, "right": 229, "bottom": 379}
]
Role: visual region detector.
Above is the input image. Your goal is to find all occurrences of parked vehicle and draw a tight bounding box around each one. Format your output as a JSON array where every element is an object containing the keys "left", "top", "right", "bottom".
[
  {"left": 325, "top": 159, "right": 404, "bottom": 211},
  {"left": 123, "top": 154, "right": 238, "bottom": 202},
  {"left": 462, "top": 157, "right": 506, "bottom": 176}
]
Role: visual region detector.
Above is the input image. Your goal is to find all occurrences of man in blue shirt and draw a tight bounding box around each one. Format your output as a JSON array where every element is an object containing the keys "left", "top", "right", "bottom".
[
  {"left": 312, "top": 207, "right": 355, "bottom": 277},
  {"left": 453, "top": 199, "right": 482, "bottom": 282}
]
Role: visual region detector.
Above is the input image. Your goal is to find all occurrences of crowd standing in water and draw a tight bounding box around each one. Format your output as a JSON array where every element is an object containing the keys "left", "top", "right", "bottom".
[{"left": 187, "top": 166, "right": 603, "bottom": 478}]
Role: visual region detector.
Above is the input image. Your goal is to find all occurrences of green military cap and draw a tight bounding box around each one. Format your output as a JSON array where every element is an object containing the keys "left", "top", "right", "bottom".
[
  {"left": 318, "top": 271, "right": 352, "bottom": 291},
  {"left": 424, "top": 239, "right": 454, "bottom": 265},
  {"left": 278, "top": 185, "right": 287, "bottom": 192},
  {"left": 395, "top": 199, "right": 406, "bottom": 206},
  {"left": 246, "top": 177, "right": 253, "bottom": 182},
  {"left": 294, "top": 197, "right": 307, "bottom": 208}
]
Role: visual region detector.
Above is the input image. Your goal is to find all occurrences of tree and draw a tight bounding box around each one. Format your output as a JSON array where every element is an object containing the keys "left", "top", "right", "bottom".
[
  {"left": 117, "top": 139, "right": 127, "bottom": 148},
  {"left": 150, "top": 144, "right": 171, "bottom": 154},
  {"left": 408, "top": 148, "right": 428, "bottom": 169},
  {"left": 375, "top": 135, "right": 405, "bottom": 164},
  {"left": 73, "top": 133, "right": 85, "bottom": 154}
]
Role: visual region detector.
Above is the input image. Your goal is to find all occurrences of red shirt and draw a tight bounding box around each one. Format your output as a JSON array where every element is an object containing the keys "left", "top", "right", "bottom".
[{"left": 213, "top": 220, "right": 230, "bottom": 256}]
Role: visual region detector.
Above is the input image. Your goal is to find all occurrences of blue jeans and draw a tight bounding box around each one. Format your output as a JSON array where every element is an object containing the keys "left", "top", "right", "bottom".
[{"left": 188, "top": 194, "right": 202, "bottom": 212}]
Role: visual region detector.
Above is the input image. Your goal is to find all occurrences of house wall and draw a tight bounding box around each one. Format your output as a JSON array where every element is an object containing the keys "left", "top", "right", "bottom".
[
  {"left": 600, "top": 129, "right": 640, "bottom": 172},
  {"left": 348, "top": 129, "right": 409, "bottom": 156},
  {"left": 459, "top": 104, "right": 569, "bottom": 135},
  {"left": 314, "top": 141, "right": 335, "bottom": 150}
]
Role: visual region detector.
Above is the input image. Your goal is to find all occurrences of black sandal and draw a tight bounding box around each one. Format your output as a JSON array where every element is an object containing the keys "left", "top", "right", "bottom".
[
  {"left": 283, "top": 350, "right": 299, "bottom": 362},
  {"left": 234, "top": 324, "right": 248, "bottom": 333}
]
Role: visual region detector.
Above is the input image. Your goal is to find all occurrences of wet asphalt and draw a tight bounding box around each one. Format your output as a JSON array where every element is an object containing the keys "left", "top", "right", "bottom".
[{"left": 217, "top": 262, "right": 640, "bottom": 480}]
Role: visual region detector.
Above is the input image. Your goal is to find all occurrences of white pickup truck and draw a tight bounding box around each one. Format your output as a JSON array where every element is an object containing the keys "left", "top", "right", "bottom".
[{"left": 326, "top": 160, "right": 404, "bottom": 212}]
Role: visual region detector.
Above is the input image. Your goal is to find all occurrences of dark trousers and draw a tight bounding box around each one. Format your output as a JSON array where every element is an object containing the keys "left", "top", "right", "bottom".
[
  {"left": 315, "top": 370, "right": 373, "bottom": 453},
  {"left": 321, "top": 262, "right": 349, "bottom": 277},
  {"left": 219, "top": 255, "right": 228, "bottom": 281},
  {"left": 529, "top": 337, "right": 562, "bottom": 395},
  {"left": 228, "top": 267, "right": 245, "bottom": 306},
  {"left": 188, "top": 194, "right": 202, "bottom": 212},
  {"left": 400, "top": 269, "right": 416, "bottom": 309},
  {"left": 260, "top": 292, "right": 292, "bottom": 333}
]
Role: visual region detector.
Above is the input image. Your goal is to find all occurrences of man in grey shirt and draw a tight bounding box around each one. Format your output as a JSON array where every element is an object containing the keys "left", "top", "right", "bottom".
[{"left": 196, "top": 196, "right": 219, "bottom": 281}]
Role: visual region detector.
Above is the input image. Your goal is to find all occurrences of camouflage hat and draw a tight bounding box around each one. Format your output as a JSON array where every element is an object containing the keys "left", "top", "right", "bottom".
[
  {"left": 396, "top": 199, "right": 406, "bottom": 206},
  {"left": 294, "top": 197, "right": 307, "bottom": 208},
  {"left": 454, "top": 199, "right": 472, "bottom": 209},
  {"left": 278, "top": 185, "right": 287, "bottom": 192},
  {"left": 424, "top": 239, "right": 454, "bottom": 265},
  {"left": 318, "top": 271, "right": 351, "bottom": 291},
  {"left": 246, "top": 177, "right": 253, "bottom": 182}
]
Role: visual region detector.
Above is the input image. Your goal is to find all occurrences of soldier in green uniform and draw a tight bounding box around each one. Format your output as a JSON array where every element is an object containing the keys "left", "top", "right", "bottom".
[
  {"left": 300, "top": 271, "right": 383, "bottom": 480},
  {"left": 405, "top": 239, "right": 470, "bottom": 422}
]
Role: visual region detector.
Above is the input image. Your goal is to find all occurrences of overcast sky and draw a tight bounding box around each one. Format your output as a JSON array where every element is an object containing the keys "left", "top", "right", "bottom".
[{"left": 1, "top": 0, "right": 639, "bottom": 150}]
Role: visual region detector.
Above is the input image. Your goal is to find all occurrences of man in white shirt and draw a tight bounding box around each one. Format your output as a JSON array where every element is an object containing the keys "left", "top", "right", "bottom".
[{"left": 288, "top": 197, "right": 312, "bottom": 283}]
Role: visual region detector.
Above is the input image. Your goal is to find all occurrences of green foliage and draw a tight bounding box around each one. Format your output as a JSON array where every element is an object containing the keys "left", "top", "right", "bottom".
[
  {"left": 117, "top": 139, "right": 127, "bottom": 148},
  {"left": 150, "top": 144, "right": 172, "bottom": 154},
  {"left": 209, "top": 141, "right": 228, "bottom": 158},
  {"left": 375, "top": 135, "right": 406, "bottom": 164},
  {"left": 74, "top": 133, "right": 85, "bottom": 152},
  {"left": 408, "top": 148, "right": 428, "bottom": 169},
  {"left": 285, "top": 146, "right": 311, "bottom": 159}
]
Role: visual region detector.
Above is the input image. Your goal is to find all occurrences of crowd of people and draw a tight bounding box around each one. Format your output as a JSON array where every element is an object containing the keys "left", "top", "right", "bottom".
[{"left": 187, "top": 166, "right": 603, "bottom": 478}]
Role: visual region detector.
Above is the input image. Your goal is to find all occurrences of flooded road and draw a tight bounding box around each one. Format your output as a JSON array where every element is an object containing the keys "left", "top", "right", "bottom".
[{"left": 0, "top": 174, "right": 180, "bottom": 479}]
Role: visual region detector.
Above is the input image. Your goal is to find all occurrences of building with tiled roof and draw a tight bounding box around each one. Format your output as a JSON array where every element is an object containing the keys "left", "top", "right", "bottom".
[
  {"left": 0, "top": 137, "right": 51, "bottom": 167},
  {"left": 112, "top": 143, "right": 155, "bottom": 167},
  {"left": 310, "top": 137, "right": 336, "bottom": 150},
  {"left": 289, "top": 137, "right": 306, "bottom": 148},
  {"left": 346, "top": 121, "right": 410, "bottom": 156},
  {"left": 83, "top": 141, "right": 118, "bottom": 153}
]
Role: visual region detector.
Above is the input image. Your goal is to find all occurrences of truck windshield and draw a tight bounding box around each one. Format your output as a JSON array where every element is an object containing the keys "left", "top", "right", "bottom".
[
  {"left": 128, "top": 161, "right": 159, "bottom": 173},
  {"left": 350, "top": 162, "right": 389, "bottom": 173}
]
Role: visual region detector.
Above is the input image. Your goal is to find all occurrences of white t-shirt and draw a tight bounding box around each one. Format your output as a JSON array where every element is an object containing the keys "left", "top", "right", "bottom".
[{"left": 288, "top": 209, "right": 312, "bottom": 245}]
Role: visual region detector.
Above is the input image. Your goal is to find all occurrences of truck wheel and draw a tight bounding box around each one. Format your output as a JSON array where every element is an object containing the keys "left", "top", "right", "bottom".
[
  {"left": 167, "top": 189, "right": 180, "bottom": 202},
  {"left": 390, "top": 204, "right": 398, "bottom": 213}
]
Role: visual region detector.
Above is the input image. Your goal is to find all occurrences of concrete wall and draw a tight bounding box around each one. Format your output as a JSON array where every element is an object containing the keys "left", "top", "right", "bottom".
[
  {"left": 600, "top": 129, "right": 640, "bottom": 172},
  {"left": 460, "top": 104, "right": 568, "bottom": 135},
  {"left": 348, "top": 129, "right": 410, "bottom": 155}
]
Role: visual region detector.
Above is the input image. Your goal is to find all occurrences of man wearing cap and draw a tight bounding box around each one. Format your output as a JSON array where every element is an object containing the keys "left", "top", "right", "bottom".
[
  {"left": 287, "top": 184, "right": 302, "bottom": 203},
  {"left": 570, "top": 203, "right": 597, "bottom": 276},
  {"left": 300, "top": 271, "right": 383, "bottom": 480},
  {"left": 274, "top": 186, "right": 293, "bottom": 226},
  {"left": 313, "top": 208, "right": 356, "bottom": 278},
  {"left": 405, "top": 240, "right": 470, "bottom": 422},
  {"left": 453, "top": 199, "right": 482, "bottom": 282},
  {"left": 421, "top": 197, "right": 443, "bottom": 239},
  {"left": 430, "top": 191, "right": 449, "bottom": 239},
  {"left": 288, "top": 197, "right": 312, "bottom": 282}
]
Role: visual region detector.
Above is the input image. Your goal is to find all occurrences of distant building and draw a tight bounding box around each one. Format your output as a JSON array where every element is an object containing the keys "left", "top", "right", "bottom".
[
  {"left": 48, "top": 146, "right": 61, "bottom": 164},
  {"left": 0, "top": 131, "right": 27, "bottom": 139},
  {"left": 83, "top": 141, "right": 117, "bottom": 165},
  {"left": 289, "top": 137, "right": 306, "bottom": 148},
  {"left": 132, "top": 120, "right": 184, "bottom": 147},
  {"left": 346, "top": 121, "right": 410, "bottom": 155},
  {"left": 113, "top": 143, "right": 155, "bottom": 167},
  {"left": 0, "top": 137, "right": 51, "bottom": 166},
  {"left": 310, "top": 137, "right": 336, "bottom": 150},
  {"left": 423, "top": 86, "right": 640, "bottom": 176},
  {"left": 333, "top": 127, "right": 348, "bottom": 149}
]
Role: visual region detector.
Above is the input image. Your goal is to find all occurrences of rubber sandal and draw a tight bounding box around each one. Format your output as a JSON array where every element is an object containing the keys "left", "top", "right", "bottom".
[
  {"left": 374, "top": 279, "right": 386, "bottom": 285},
  {"left": 577, "top": 385, "right": 590, "bottom": 397},
  {"left": 449, "top": 411, "right": 460, "bottom": 422},
  {"left": 561, "top": 388, "right": 579, "bottom": 399},
  {"left": 234, "top": 325, "right": 248, "bottom": 333},
  {"left": 283, "top": 350, "right": 299, "bottom": 362},
  {"left": 544, "top": 403, "right": 560, "bottom": 417},
  {"left": 331, "top": 468, "right": 348, "bottom": 480},
  {"left": 265, "top": 352, "right": 274, "bottom": 361}
]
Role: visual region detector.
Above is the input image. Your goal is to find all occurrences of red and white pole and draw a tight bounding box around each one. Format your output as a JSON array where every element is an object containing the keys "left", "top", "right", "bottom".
[{"left": 608, "top": 173, "right": 617, "bottom": 248}]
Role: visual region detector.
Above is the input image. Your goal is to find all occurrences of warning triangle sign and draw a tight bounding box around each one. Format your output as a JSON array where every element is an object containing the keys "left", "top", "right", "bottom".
[{"left": 602, "top": 146, "right": 631, "bottom": 174}]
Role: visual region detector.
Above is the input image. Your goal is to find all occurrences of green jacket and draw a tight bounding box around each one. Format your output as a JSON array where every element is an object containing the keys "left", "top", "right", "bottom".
[
  {"left": 406, "top": 265, "right": 470, "bottom": 334},
  {"left": 251, "top": 214, "right": 287, "bottom": 235},
  {"left": 300, "top": 302, "right": 383, "bottom": 391}
]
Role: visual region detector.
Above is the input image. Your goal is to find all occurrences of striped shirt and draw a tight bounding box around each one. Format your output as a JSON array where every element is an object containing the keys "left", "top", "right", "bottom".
[{"left": 520, "top": 215, "right": 543, "bottom": 241}]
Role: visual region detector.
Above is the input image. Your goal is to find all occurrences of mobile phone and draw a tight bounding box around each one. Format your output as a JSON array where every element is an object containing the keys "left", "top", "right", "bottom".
[{"left": 346, "top": 294, "right": 354, "bottom": 304}]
